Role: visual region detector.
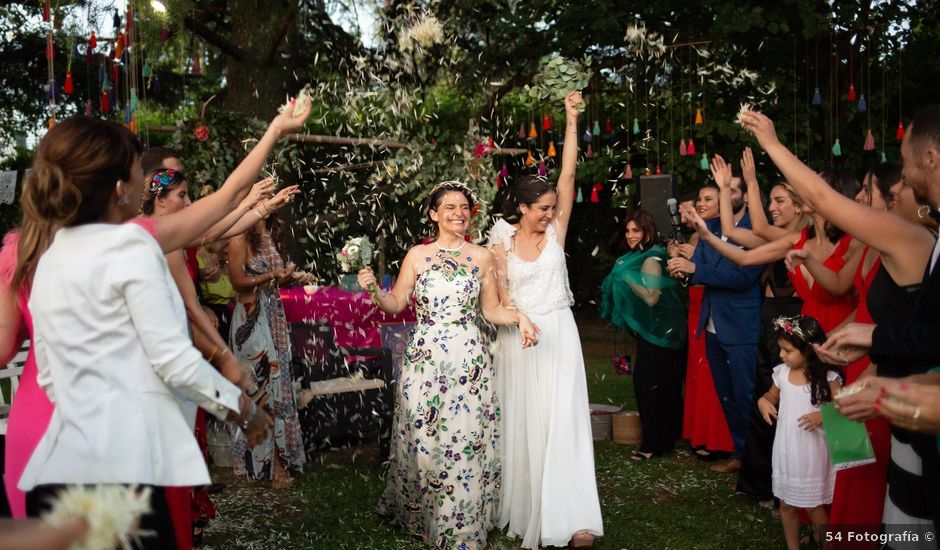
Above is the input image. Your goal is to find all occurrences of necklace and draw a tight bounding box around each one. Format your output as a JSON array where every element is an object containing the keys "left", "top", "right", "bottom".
[{"left": 435, "top": 241, "right": 467, "bottom": 253}]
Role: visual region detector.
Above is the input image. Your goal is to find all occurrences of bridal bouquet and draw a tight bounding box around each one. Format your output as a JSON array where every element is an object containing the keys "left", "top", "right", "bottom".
[
  {"left": 524, "top": 55, "right": 591, "bottom": 111},
  {"left": 337, "top": 236, "right": 374, "bottom": 273},
  {"left": 43, "top": 485, "right": 153, "bottom": 549}
]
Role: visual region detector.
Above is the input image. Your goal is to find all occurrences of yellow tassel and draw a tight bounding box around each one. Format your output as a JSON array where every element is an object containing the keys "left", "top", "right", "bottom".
[
  {"left": 528, "top": 122, "right": 538, "bottom": 139},
  {"left": 547, "top": 141, "right": 556, "bottom": 158},
  {"left": 695, "top": 108, "right": 703, "bottom": 125},
  {"left": 525, "top": 150, "right": 535, "bottom": 166}
]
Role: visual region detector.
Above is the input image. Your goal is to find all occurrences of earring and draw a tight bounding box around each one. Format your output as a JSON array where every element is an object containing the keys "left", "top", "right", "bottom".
[
  {"left": 119, "top": 195, "right": 130, "bottom": 206},
  {"left": 918, "top": 205, "right": 930, "bottom": 219}
]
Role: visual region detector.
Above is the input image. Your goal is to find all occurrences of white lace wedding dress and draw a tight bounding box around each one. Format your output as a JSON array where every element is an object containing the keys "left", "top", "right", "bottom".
[{"left": 489, "top": 219, "right": 603, "bottom": 548}]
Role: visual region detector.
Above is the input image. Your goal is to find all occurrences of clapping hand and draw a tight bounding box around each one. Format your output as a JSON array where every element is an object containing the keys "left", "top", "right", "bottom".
[
  {"left": 785, "top": 249, "right": 809, "bottom": 272},
  {"left": 709, "top": 155, "right": 733, "bottom": 189}
]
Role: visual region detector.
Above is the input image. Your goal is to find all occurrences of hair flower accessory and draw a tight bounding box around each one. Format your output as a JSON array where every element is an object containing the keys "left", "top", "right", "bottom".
[
  {"left": 772, "top": 315, "right": 807, "bottom": 340},
  {"left": 148, "top": 169, "right": 183, "bottom": 195}
]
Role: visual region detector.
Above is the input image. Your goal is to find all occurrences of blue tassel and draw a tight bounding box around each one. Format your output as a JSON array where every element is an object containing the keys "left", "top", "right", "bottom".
[
  {"left": 152, "top": 75, "right": 161, "bottom": 93},
  {"left": 124, "top": 102, "right": 131, "bottom": 123},
  {"left": 881, "top": 152, "right": 887, "bottom": 163},
  {"left": 582, "top": 129, "right": 592, "bottom": 143},
  {"left": 858, "top": 94, "right": 867, "bottom": 112},
  {"left": 832, "top": 139, "right": 842, "bottom": 157},
  {"left": 812, "top": 87, "right": 822, "bottom": 106}
]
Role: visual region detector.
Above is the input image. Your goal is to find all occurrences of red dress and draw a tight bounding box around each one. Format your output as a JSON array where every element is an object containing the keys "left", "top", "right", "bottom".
[
  {"left": 789, "top": 229, "right": 857, "bottom": 333},
  {"left": 828, "top": 247, "right": 891, "bottom": 545},
  {"left": 681, "top": 286, "right": 734, "bottom": 452}
]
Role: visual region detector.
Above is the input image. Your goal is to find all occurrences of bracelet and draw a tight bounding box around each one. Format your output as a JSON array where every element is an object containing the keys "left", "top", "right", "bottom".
[
  {"left": 240, "top": 401, "right": 258, "bottom": 431},
  {"left": 259, "top": 203, "right": 270, "bottom": 216},
  {"left": 211, "top": 347, "right": 231, "bottom": 367},
  {"left": 206, "top": 345, "right": 221, "bottom": 364}
]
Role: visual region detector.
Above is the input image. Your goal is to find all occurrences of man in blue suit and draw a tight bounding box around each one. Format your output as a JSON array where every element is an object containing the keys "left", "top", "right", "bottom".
[{"left": 668, "top": 180, "right": 763, "bottom": 473}]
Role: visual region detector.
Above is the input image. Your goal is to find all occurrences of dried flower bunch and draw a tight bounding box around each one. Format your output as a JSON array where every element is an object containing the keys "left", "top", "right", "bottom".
[
  {"left": 43, "top": 485, "right": 153, "bottom": 550},
  {"left": 524, "top": 55, "right": 591, "bottom": 111},
  {"left": 399, "top": 14, "right": 445, "bottom": 53}
]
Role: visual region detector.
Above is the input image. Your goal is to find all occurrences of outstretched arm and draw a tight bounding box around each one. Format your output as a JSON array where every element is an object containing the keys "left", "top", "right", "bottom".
[
  {"left": 741, "top": 147, "right": 790, "bottom": 241},
  {"left": 688, "top": 204, "right": 794, "bottom": 267},
  {"left": 552, "top": 91, "right": 582, "bottom": 247},
  {"left": 741, "top": 112, "right": 934, "bottom": 272},
  {"left": 154, "top": 100, "right": 312, "bottom": 254},
  {"left": 712, "top": 155, "right": 766, "bottom": 249}
]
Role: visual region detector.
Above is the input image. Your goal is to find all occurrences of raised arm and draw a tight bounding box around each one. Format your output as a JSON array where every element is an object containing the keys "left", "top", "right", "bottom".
[
  {"left": 742, "top": 112, "right": 935, "bottom": 269},
  {"left": 209, "top": 185, "right": 300, "bottom": 244},
  {"left": 552, "top": 91, "right": 582, "bottom": 246},
  {"left": 186, "top": 179, "right": 273, "bottom": 247},
  {"left": 712, "top": 155, "right": 766, "bottom": 249},
  {"left": 154, "top": 101, "right": 312, "bottom": 254},
  {"left": 741, "top": 147, "right": 790, "bottom": 241}
]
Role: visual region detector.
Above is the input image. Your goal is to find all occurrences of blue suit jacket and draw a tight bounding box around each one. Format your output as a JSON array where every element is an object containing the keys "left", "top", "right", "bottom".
[{"left": 689, "top": 213, "right": 763, "bottom": 346}]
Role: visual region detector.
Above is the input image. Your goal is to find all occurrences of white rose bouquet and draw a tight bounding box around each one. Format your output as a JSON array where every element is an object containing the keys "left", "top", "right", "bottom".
[{"left": 337, "top": 236, "right": 374, "bottom": 273}]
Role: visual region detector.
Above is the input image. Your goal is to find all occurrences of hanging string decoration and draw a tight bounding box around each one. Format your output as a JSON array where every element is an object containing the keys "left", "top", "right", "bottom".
[
  {"left": 590, "top": 183, "right": 603, "bottom": 203},
  {"left": 542, "top": 114, "right": 551, "bottom": 131},
  {"left": 528, "top": 121, "right": 537, "bottom": 140},
  {"left": 547, "top": 141, "right": 556, "bottom": 158},
  {"left": 679, "top": 138, "right": 687, "bottom": 157}
]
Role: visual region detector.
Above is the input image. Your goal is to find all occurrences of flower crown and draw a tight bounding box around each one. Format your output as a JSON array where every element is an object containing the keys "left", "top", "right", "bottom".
[
  {"left": 429, "top": 180, "right": 477, "bottom": 201},
  {"left": 772, "top": 315, "right": 808, "bottom": 341},
  {"left": 148, "top": 169, "right": 183, "bottom": 195}
]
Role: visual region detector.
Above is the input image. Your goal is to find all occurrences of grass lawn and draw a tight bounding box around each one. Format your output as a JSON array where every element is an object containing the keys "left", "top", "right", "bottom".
[{"left": 202, "top": 316, "right": 788, "bottom": 549}]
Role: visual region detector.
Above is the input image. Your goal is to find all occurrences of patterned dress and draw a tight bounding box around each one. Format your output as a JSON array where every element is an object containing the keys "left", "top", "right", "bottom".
[
  {"left": 378, "top": 246, "right": 500, "bottom": 550},
  {"left": 228, "top": 234, "right": 306, "bottom": 479}
]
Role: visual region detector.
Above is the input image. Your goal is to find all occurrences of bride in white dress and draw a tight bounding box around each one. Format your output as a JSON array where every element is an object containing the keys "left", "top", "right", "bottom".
[{"left": 488, "top": 91, "right": 603, "bottom": 548}]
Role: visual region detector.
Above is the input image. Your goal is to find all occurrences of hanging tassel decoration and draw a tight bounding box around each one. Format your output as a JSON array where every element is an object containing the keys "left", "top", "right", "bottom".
[
  {"left": 192, "top": 55, "right": 201, "bottom": 76},
  {"left": 644, "top": 167, "right": 651, "bottom": 175},
  {"left": 130, "top": 116, "right": 138, "bottom": 135},
  {"left": 518, "top": 123, "right": 526, "bottom": 140},
  {"left": 161, "top": 25, "right": 169, "bottom": 43},
  {"left": 632, "top": 118, "right": 640, "bottom": 134},
  {"left": 590, "top": 183, "right": 603, "bottom": 203},
  {"left": 858, "top": 94, "right": 867, "bottom": 112},
  {"left": 142, "top": 62, "right": 152, "bottom": 78},
  {"left": 547, "top": 141, "right": 556, "bottom": 158},
  {"left": 487, "top": 135, "right": 495, "bottom": 149},
  {"left": 500, "top": 163, "right": 509, "bottom": 179},
  {"left": 881, "top": 152, "right": 887, "bottom": 163},
  {"left": 100, "top": 90, "right": 110, "bottom": 112},
  {"left": 655, "top": 164, "right": 662, "bottom": 175},
  {"left": 152, "top": 74, "right": 161, "bottom": 94},
  {"left": 699, "top": 153, "right": 709, "bottom": 171},
  {"left": 538, "top": 160, "right": 547, "bottom": 177},
  {"left": 679, "top": 138, "right": 687, "bottom": 156},
  {"left": 42, "top": 1, "right": 50, "bottom": 22},
  {"left": 89, "top": 31, "right": 97, "bottom": 51},
  {"left": 847, "top": 83, "right": 856, "bottom": 102},
  {"left": 582, "top": 129, "right": 592, "bottom": 143},
  {"left": 604, "top": 118, "right": 613, "bottom": 134},
  {"left": 542, "top": 114, "right": 551, "bottom": 132},
  {"left": 812, "top": 88, "right": 822, "bottom": 106},
  {"left": 528, "top": 122, "right": 537, "bottom": 139},
  {"left": 496, "top": 174, "right": 502, "bottom": 189},
  {"left": 863, "top": 129, "right": 876, "bottom": 151},
  {"left": 586, "top": 143, "right": 593, "bottom": 158},
  {"left": 624, "top": 164, "right": 633, "bottom": 180},
  {"left": 896, "top": 120, "right": 905, "bottom": 141},
  {"left": 576, "top": 187, "right": 584, "bottom": 203},
  {"left": 63, "top": 70, "right": 74, "bottom": 95},
  {"left": 686, "top": 138, "right": 696, "bottom": 155},
  {"left": 84, "top": 99, "right": 93, "bottom": 117},
  {"left": 592, "top": 120, "right": 601, "bottom": 136},
  {"left": 111, "top": 63, "right": 118, "bottom": 87},
  {"left": 832, "top": 138, "right": 842, "bottom": 157},
  {"left": 46, "top": 34, "right": 54, "bottom": 60},
  {"left": 695, "top": 108, "right": 703, "bottom": 125},
  {"left": 524, "top": 150, "right": 534, "bottom": 166},
  {"left": 130, "top": 88, "right": 138, "bottom": 112},
  {"left": 473, "top": 143, "right": 486, "bottom": 158}
]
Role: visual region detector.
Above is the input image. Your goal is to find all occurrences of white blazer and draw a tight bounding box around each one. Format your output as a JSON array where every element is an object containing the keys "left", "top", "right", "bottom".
[{"left": 19, "top": 223, "right": 242, "bottom": 489}]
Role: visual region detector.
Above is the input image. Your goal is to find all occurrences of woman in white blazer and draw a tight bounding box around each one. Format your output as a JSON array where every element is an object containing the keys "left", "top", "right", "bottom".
[{"left": 13, "top": 116, "right": 259, "bottom": 548}]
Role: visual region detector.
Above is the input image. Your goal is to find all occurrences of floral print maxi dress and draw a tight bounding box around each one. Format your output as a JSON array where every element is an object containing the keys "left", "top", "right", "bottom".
[
  {"left": 379, "top": 249, "right": 501, "bottom": 550},
  {"left": 228, "top": 234, "right": 306, "bottom": 479}
]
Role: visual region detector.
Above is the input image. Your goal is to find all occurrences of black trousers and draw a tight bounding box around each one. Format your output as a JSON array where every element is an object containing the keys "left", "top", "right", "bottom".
[
  {"left": 26, "top": 484, "right": 177, "bottom": 550},
  {"left": 633, "top": 334, "right": 685, "bottom": 454}
]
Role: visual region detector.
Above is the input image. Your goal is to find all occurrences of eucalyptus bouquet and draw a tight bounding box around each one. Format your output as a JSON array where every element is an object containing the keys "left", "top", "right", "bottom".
[
  {"left": 337, "top": 236, "right": 374, "bottom": 273},
  {"left": 524, "top": 55, "right": 592, "bottom": 111}
]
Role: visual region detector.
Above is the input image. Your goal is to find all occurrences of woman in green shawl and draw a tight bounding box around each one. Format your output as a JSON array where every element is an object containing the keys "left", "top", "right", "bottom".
[{"left": 601, "top": 209, "right": 687, "bottom": 460}]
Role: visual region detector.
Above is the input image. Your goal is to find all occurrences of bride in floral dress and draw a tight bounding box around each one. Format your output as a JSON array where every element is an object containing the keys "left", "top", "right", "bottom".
[{"left": 358, "top": 182, "right": 538, "bottom": 550}]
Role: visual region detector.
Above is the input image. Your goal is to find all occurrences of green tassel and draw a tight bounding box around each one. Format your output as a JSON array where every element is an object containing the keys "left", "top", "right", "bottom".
[
  {"left": 881, "top": 152, "right": 887, "bottom": 163},
  {"left": 832, "top": 139, "right": 842, "bottom": 157},
  {"left": 142, "top": 63, "right": 152, "bottom": 78},
  {"left": 632, "top": 118, "right": 640, "bottom": 134},
  {"left": 699, "top": 153, "right": 709, "bottom": 171},
  {"left": 576, "top": 187, "right": 584, "bottom": 203},
  {"left": 130, "top": 89, "right": 139, "bottom": 111},
  {"left": 592, "top": 121, "right": 601, "bottom": 136}
]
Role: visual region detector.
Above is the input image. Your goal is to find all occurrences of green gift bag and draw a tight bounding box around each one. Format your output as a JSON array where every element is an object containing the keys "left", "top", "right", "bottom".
[{"left": 821, "top": 403, "right": 876, "bottom": 471}]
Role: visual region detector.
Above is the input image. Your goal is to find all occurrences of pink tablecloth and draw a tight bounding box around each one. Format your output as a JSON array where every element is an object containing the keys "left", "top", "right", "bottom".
[{"left": 279, "top": 285, "right": 415, "bottom": 348}]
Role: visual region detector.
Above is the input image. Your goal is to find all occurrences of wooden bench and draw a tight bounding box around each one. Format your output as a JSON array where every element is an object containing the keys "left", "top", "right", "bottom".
[{"left": 0, "top": 340, "right": 30, "bottom": 436}]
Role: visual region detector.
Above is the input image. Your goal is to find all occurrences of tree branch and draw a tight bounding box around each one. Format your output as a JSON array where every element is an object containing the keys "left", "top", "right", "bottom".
[
  {"left": 183, "top": 13, "right": 247, "bottom": 62},
  {"left": 263, "top": 0, "right": 299, "bottom": 65}
]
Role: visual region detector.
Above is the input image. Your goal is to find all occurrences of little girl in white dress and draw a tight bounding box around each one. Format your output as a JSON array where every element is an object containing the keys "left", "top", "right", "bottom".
[{"left": 758, "top": 315, "right": 843, "bottom": 550}]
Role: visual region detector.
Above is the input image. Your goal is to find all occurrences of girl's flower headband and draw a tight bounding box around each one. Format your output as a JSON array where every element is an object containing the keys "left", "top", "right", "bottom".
[{"left": 772, "top": 315, "right": 807, "bottom": 341}]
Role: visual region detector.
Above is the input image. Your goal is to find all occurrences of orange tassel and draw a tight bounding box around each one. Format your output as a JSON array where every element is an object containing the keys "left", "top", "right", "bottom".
[
  {"left": 695, "top": 108, "right": 703, "bottom": 125},
  {"left": 896, "top": 120, "right": 905, "bottom": 141},
  {"left": 528, "top": 122, "right": 538, "bottom": 140},
  {"left": 525, "top": 150, "right": 534, "bottom": 166},
  {"left": 130, "top": 118, "right": 138, "bottom": 134},
  {"left": 48, "top": 115, "right": 56, "bottom": 129},
  {"left": 547, "top": 141, "right": 556, "bottom": 158}
]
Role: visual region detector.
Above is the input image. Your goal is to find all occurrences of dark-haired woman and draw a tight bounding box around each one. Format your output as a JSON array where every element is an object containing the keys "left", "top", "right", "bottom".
[
  {"left": 9, "top": 116, "right": 252, "bottom": 548},
  {"left": 601, "top": 211, "right": 686, "bottom": 461},
  {"left": 227, "top": 215, "right": 308, "bottom": 488},
  {"left": 358, "top": 182, "right": 537, "bottom": 549},
  {"left": 487, "top": 92, "right": 602, "bottom": 548}
]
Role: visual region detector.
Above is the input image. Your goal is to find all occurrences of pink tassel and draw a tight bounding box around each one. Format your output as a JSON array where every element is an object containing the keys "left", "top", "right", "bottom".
[
  {"left": 517, "top": 123, "right": 526, "bottom": 140},
  {"left": 863, "top": 129, "right": 876, "bottom": 151},
  {"left": 624, "top": 164, "right": 633, "bottom": 180},
  {"left": 586, "top": 143, "right": 593, "bottom": 158},
  {"left": 686, "top": 138, "right": 696, "bottom": 155},
  {"left": 538, "top": 160, "right": 547, "bottom": 177},
  {"left": 500, "top": 163, "right": 509, "bottom": 179},
  {"left": 679, "top": 138, "right": 687, "bottom": 156}
]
